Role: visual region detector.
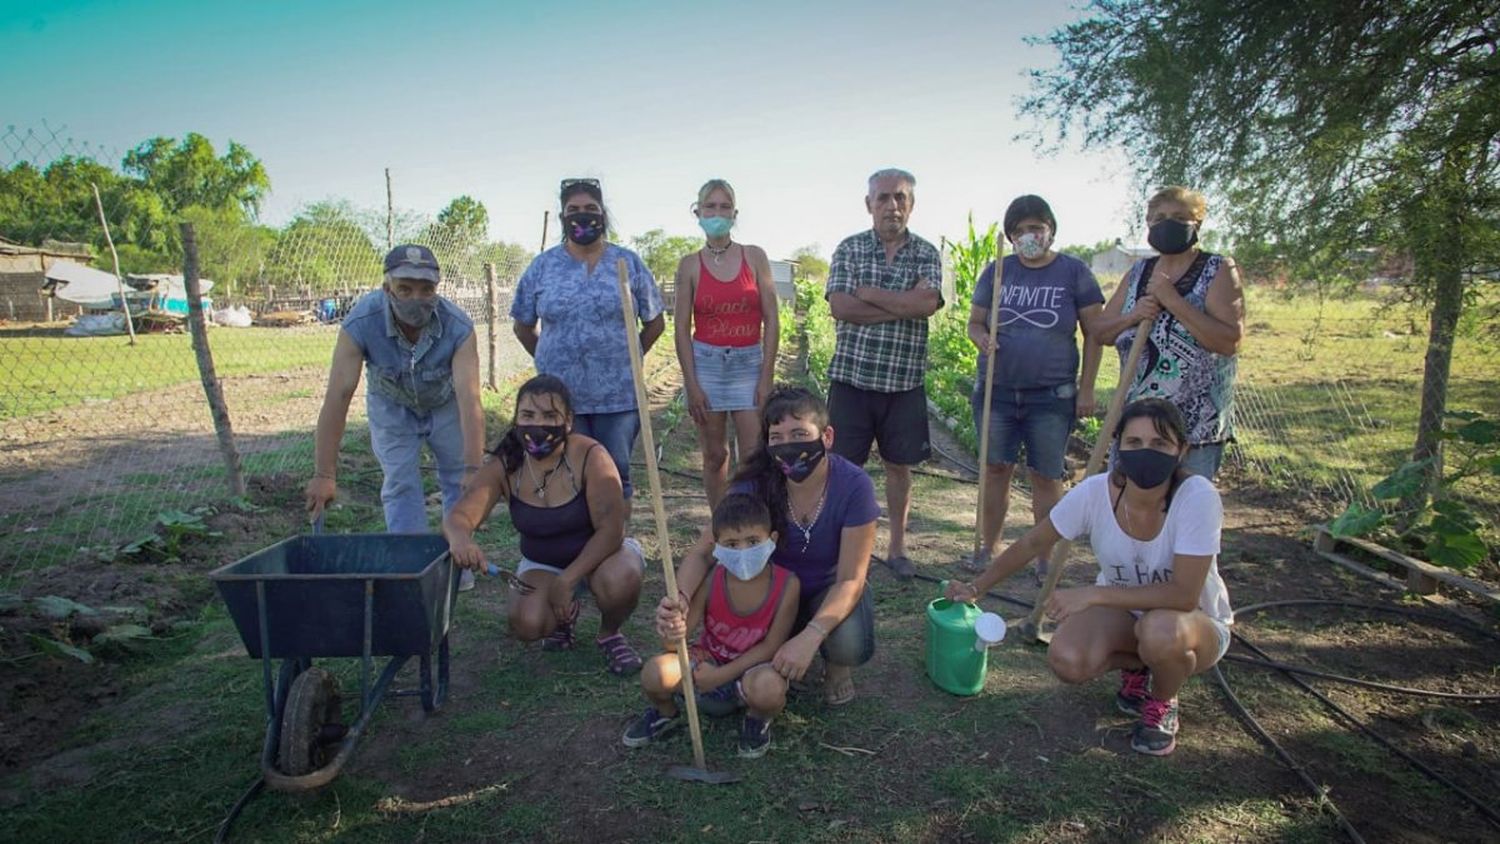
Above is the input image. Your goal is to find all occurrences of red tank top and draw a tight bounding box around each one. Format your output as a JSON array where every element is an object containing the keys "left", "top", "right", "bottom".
[
  {"left": 698, "top": 564, "right": 791, "bottom": 664},
  {"left": 691, "top": 251, "right": 762, "bottom": 347}
]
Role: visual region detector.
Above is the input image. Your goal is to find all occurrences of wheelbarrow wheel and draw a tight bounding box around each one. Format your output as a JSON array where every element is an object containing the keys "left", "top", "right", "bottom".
[{"left": 277, "top": 667, "right": 344, "bottom": 777}]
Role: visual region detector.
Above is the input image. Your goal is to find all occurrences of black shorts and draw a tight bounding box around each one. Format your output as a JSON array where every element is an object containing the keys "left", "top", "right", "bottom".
[{"left": 827, "top": 380, "right": 931, "bottom": 467}]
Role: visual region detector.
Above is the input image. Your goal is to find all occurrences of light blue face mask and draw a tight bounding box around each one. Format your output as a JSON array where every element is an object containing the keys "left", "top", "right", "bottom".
[
  {"left": 698, "top": 215, "right": 734, "bottom": 239},
  {"left": 712, "top": 538, "right": 776, "bottom": 581}
]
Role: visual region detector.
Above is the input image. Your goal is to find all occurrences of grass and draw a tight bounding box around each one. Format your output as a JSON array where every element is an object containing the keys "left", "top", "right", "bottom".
[{"left": 0, "top": 325, "right": 341, "bottom": 419}]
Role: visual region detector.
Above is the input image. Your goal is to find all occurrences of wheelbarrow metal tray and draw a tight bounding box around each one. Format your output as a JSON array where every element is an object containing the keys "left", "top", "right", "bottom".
[{"left": 209, "top": 533, "right": 454, "bottom": 659}]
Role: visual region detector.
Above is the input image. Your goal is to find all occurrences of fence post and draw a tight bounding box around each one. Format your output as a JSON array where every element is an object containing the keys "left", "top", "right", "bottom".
[
  {"left": 181, "top": 222, "right": 247, "bottom": 497},
  {"left": 484, "top": 262, "right": 499, "bottom": 391}
]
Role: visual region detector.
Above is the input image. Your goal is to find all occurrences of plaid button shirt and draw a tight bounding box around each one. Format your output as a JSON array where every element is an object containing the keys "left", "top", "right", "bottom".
[{"left": 824, "top": 228, "right": 943, "bottom": 393}]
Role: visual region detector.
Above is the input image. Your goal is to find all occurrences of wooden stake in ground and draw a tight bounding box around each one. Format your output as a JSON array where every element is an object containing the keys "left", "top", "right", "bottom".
[
  {"left": 613, "top": 258, "right": 730, "bottom": 783},
  {"left": 970, "top": 238, "right": 1007, "bottom": 567},
  {"left": 539, "top": 210, "right": 550, "bottom": 253},
  {"left": 181, "top": 222, "right": 246, "bottom": 497},
  {"left": 483, "top": 262, "right": 499, "bottom": 391},
  {"left": 1023, "top": 314, "right": 1156, "bottom": 643},
  {"left": 91, "top": 182, "right": 137, "bottom": 345}
]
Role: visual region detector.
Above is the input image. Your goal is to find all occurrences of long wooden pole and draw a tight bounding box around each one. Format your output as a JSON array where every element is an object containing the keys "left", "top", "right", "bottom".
[
  {"left": 385, "top": 168, "right": 394, "bottom": 251},
  {"left": 539, "top": 211, "right": 550, "bottom": 253},
  {"left": 91, "top": 182, "right": 137, "bottom": 345},
  {"left": 483, "top": 262, "right": 499, "bottom": 391},
  {"left": 181, "top": 222, "right": 246, "bottom": 497},
  {"left": 615, "top": 258, "right": 708, "bottom": 771},
  {"left": 972, "top": 239, "right": 1007, "bottom": 564},
  {"left": 1026, "top": 315, "right": 1156, "bottom": 640}
]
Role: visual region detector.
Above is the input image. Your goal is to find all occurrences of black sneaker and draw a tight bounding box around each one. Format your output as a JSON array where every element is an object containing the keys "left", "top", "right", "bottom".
[
  {"left": 737, "top": 715, "right": 772, "bottom": 758},
  {"left": 621, "top": 706, "right": 681, "bottom": 748},
  {"left": 1130, "top": 696, "right": 1179, "bottom": 756},
  {"left": 1116, "top": 667, "right": 1151, "bottom": 716}
]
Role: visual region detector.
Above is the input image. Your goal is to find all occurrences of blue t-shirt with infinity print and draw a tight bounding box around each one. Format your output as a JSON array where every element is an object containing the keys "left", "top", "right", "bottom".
[{"left": 971, "top": 253, "right": 1104, "bottom": 390}]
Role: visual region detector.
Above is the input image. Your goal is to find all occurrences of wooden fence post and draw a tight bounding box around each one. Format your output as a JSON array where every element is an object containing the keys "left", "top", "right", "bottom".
[
  {"left": 484, "top": 262, "right": 499, "bottom": 391},
  {"left": 181, "top": 222, "right": 246, "bottom": 497}
]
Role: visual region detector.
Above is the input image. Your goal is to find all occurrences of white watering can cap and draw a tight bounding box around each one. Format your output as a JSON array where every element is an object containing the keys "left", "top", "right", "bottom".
[{"left": 975, "top": 612, "right": 1006, "bottom": 647}]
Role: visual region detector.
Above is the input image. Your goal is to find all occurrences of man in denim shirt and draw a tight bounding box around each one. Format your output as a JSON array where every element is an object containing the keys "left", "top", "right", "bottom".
[{"left": 306, "top": 244, "right": 485, "bottom": 587}]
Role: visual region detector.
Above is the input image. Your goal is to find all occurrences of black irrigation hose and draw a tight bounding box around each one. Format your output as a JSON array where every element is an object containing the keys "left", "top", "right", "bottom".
[
  {"left": 1211, "top": 665, "right": 1367, "bottom": 843},
  {"left": 1219, "top": 653, "right": 1500, "bottom": 702},
  {"left": 1231, "top": 629, "right": 1500, "bottom": 830},
  {"left": 1233, "top": 599, "right": 1500, "bottom": 643},
  {"left": 909, "top": 569, "right": 1036, "bottom": 611},
  {"left": 214, "top": 776, "right": 264, "bottom": 843}
]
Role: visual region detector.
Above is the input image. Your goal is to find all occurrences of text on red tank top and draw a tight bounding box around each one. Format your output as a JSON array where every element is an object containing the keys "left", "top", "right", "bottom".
[
  {"left": 700, "top": 565, "right": 789, "bottom": 663},
  {"left": 692, "top": 252, "right": 762, "bottom": 347}
]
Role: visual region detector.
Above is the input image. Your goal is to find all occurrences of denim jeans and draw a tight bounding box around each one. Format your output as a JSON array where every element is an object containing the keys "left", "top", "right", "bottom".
[
  {"left": 367, "top": 392, "right": 465, "bottom": 533},
  {"left": 573, "top": 410, "right": 641, "bottom": 499},
  {"left": 1182, "top": 443, "right": 1226, "bottom": 480},
  {"left": 796, "top": 583, "right": 876, "bottom": 668}
]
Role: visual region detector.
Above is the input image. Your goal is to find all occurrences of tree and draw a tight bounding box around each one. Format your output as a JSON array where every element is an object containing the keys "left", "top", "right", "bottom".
[
  {"left": 1057, "top": 238, "right": 1120, "bottom": 268},
  {"left": 631, "top": 228, "right": 702, "bottom": 285},
  {"left": 434, "top": 195, "right": 489, "bottom": 246},
  {"left": 263, "top": 201, "right": 381, "bottom": 292},
  {"left": 123, "top": 133, "right": 270, "bottom": 217},
  {"left": 1024, "top": 0, "right": 1500, "bottom": 507},
  {"left": 790, "top": 244, "right": 829, "bottom": 283}
]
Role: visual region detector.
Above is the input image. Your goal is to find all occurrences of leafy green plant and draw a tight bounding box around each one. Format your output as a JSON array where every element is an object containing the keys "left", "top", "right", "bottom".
[
  {"left": 103, "top": 507, "right": 221, "bottom": 563},
  {"left": 1330, "top": 410, "right": 1497, "bottom": 569},
  {"left": 924, "top": 216, "right": 1000, "bottom": 453}
]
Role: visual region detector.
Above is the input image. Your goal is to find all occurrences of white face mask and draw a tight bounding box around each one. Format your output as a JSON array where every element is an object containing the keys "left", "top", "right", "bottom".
[
  {"left": 1013, "top": 230, "right": 1051, "bottom": 260},
  {"left": 712, "top": 538, "right": 776, "bottom": 581}
]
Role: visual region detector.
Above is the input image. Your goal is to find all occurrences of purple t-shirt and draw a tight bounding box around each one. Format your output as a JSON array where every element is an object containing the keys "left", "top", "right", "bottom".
[
  {"left": 972, "top": 253, "right": 1104, "bottom": 389},
  {"left": 729, "top": 453, "right": 879, "bottom": 595}
]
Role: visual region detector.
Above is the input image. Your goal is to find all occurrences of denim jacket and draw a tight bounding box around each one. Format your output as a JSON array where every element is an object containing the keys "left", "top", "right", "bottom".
[{"left": 341, "top": 289, "right": 474, "bottom": 412}]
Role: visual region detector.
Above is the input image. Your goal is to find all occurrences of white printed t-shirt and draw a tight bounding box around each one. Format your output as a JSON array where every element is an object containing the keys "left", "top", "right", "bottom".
[{"left": 1047, "top": 473, "right": 1233, "bottom": 625}]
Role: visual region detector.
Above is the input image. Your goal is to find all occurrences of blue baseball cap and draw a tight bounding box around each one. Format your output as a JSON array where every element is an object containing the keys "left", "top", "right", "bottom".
[{"left": 383, "top": 244, "right": 441, "bottom": 284}]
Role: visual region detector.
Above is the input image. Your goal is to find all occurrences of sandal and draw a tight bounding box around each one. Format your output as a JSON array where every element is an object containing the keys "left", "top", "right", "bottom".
[
  {"left": 597, "top": 633, "right": 643, "bottom": 676},
  {"left": 543, "top": 599, "right": 580, "bottom": 651},
  {"left": 823, "top": 670, "right": 856, "bottom": 707}
]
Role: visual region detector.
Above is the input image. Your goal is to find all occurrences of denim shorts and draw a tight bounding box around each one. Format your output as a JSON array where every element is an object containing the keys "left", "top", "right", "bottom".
[
  {"left": 971, "top": 382, "right": 1077, "bottom": 479},
  {"left": 572, "top": 411, "right": 641, "bottom": 499},
  {"left": 1181, "top": 443, "right": 1225, "bottom": 480},
  {"left": 691, "top": 340, "right": 762, "bottom": 412}
]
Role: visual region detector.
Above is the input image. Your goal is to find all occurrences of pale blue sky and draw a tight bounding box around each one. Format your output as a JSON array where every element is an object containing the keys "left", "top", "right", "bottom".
[{"left": 2, "top": 0, "right": 1150, "bottom": 259}]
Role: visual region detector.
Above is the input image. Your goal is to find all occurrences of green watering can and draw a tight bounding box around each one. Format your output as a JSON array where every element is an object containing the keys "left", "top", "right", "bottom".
[{"left": 926, "top": 583, "right": 1007, "bottom": 696}]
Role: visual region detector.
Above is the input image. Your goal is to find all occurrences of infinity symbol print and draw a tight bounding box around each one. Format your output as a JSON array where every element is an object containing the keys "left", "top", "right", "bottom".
[{"left": 999, "top": 308, "right": 1060, "bottom": 328}]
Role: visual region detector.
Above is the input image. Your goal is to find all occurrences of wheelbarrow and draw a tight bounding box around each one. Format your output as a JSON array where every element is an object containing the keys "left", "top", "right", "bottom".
[{"left": 207, "top": 531, "right": 458, "bottom": 838}]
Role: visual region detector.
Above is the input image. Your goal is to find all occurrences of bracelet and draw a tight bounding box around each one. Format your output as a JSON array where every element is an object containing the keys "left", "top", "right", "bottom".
[{"left": 805, "top": 620, "right": 830, "bottom": 639}]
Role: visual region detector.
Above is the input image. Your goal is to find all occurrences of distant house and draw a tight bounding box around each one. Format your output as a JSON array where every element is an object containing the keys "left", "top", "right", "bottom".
[
  {"left": 1090, "top": 240, "right": 1157, "bottom": 283},
  {"left": 0, "top": 237, "right": 96, "bottom": 322}
]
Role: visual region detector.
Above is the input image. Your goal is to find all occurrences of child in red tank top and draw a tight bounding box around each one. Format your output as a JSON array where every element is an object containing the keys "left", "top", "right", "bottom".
[{"left": 623, "top": 494, "right": 800, "bottom": 759}]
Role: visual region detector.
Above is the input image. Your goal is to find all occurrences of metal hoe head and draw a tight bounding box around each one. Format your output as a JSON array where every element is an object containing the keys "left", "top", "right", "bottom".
[{"left": 667, "top": 764, "right": 740, "bottom": 785}]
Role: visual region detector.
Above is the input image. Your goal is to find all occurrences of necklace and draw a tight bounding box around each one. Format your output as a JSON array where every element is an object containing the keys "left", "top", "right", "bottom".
[
  {"left": 787, "top": 478, "right": 829, "bottom": 553},
  {"left": 705, "top": 240, "right": 732, "bottom": 266},
  {"left": 523, "top": 454, "right": 565, "bottom": 504}
]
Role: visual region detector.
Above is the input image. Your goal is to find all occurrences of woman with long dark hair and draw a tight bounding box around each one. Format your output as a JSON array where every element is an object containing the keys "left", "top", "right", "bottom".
[
  {"left": 446, "top": 375, "right": 646, "bottom": 676},
  {"left": 947, "top": 398, "right": 1233, "bottom": 756},
  {"left": 654, "top": 385, "right": 879, "bottom": 705}
]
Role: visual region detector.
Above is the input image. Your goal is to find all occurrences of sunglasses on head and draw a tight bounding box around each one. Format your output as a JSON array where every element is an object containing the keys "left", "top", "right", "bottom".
[{"left": 560, "top": 177, "right": 600, "bottom": 192}]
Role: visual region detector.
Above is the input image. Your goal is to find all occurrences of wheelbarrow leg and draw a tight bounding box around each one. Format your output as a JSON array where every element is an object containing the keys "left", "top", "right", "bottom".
[
  {"left": 437, "top": 633, "right": 450, "bottom": 709},
  {"left": 419, "top": 634, "right": 451, "bottom": 713},
  {"left": 361, "top": 578, "right": 374, "bottom": 709},
  {"left": 419, "top": 651, "right": 435, "bottom": 713}
]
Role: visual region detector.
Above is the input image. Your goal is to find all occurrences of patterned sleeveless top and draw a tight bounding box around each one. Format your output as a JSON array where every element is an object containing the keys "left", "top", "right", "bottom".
[{"left": 1116, "top": 253, "right": 1237, "bottom": 446}]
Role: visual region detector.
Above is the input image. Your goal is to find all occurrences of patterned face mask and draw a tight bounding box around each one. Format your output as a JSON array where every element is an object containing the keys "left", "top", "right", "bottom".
[
  {"left": 1013, "top": 229, "right": 1051, "bottom": 260},
  {"left": 517, "top": 424, "right": 567, "bottom": 457},
  {"left": 563, "top": 212, "right": 606, "bottom": 245},
  {"left": 768, "top": 439, "right": 825, "bottom": 483}
]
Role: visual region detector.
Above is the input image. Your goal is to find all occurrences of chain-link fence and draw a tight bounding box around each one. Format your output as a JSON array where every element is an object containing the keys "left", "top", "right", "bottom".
[{"left": 1, "top": 125, "right": 536, "bottom": 584}]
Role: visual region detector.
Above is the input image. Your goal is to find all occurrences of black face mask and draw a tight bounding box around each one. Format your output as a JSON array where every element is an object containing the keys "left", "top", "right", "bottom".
[
  {"left": 517, "top": 424, "right": 567, "bottom": 458},
  {"left": 1117, "top": 447, "right": 1179, "bottom": 489},
  {"left": 1147, "top": 219, "right": 1199, "bottom": 255},
  {"left": 768, "top": 439, "right": 825, "bottom": 483},
  {"left": 563, "top": 212, "right": 606, "bottom": 245}
]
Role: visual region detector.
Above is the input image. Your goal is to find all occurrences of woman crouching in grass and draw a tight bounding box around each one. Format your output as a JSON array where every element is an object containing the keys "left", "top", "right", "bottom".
[{"left": 947, "top": 398, "right": 1233, "bottom": 756}]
